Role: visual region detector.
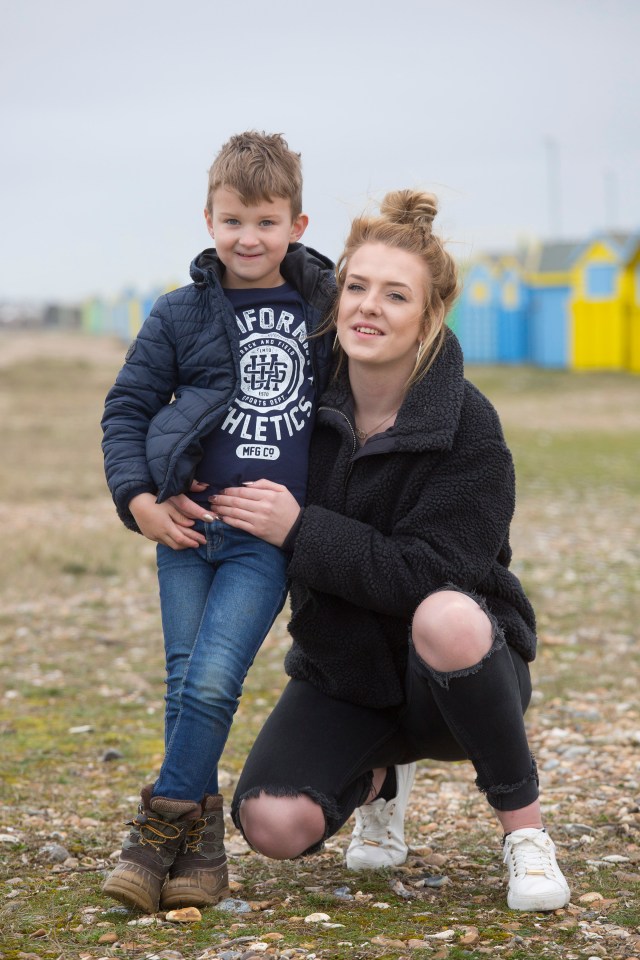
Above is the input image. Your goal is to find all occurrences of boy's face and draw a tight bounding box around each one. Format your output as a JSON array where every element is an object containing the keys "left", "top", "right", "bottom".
[{"left": 205, "top": 187, "right": 308, "bottom": 289}]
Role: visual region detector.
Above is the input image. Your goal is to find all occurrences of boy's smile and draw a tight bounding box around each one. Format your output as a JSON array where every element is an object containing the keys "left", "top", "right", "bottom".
[{"left": 206, "top": 187, "right": 308, "bottom": 289}]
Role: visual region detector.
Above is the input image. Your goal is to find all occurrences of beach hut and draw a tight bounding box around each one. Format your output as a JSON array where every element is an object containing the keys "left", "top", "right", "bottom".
[
  {"left": 110, "top": 293, "right": 133, "bottom": 342},
  {"left": 82, "top": 297, "right": 114, "bottom": 335},
  {"left": 81, "top": 298, "right": 101, "bottom": 334},
  {"left": 127, "top": 295, "right": 143, "bottom": 340},
  {"left": 570, "top": 233, "right": 632, "bottom": 370},
  {"left": 496, "top": 254, "right": 530, "bottom": 363},
  {"left": 455, "top": 255, "right": 500, "bottom": 362},
  {"left": 524, "top": 240, "right": 581, "bottom": 368}
]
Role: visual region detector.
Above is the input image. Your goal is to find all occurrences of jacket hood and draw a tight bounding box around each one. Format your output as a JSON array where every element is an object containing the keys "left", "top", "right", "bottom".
[
  {"left": 319, "top": 328, "right": 466, "bottom": 454},
  {"left": 189, "top": 244, "right": 335, "bottom": 304},
  {"left": 190, "top": 247, "right": 225, "bottom": 286}
]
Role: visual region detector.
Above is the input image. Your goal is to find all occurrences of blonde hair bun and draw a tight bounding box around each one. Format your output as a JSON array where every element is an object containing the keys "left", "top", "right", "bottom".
[{"left": 380, "top": 190, "right": 438, "bottom": 233}]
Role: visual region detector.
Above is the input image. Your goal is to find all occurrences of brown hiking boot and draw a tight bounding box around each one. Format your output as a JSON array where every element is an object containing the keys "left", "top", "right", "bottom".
[
  {"left": 102, "top": 786, "right": 201, "bottom": 913},
  {"left": 160, "top": 793, "right": 230, "bottom": 909}
]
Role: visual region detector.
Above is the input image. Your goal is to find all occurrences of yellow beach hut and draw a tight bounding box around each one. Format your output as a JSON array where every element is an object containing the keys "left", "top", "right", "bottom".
[{"left": 570, "top": 232, "right": 633, "bottom": 370}]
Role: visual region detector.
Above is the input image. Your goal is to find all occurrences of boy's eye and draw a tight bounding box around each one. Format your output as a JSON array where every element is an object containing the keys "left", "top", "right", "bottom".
[
  {"left": 224, "top": 218, "right": 240, "bottom": 226},
  {"left": 259, "top": 219, "right": 275, "bottom": 227}
]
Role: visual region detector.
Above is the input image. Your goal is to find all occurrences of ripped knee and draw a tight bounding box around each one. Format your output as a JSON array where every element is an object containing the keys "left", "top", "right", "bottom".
[
  {"left": 235, "top": 789, "right": 326, "bottom": 860},
  {"left": 412, "top": 588, "right": 499, "bottom": 677}
]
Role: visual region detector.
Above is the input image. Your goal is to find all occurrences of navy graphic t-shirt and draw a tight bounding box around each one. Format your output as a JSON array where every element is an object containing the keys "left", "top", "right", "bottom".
[{"left": 194, "top": 283, "right": 316, "bottom": 506}]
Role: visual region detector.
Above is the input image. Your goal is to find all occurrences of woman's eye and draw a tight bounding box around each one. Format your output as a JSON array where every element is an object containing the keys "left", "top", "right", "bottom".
[
  {"left": 346, "top": 283, "right": 364, "bottom": 292},
  {"left": 389, "top": 292, "right": 407, "bottom": 301}
]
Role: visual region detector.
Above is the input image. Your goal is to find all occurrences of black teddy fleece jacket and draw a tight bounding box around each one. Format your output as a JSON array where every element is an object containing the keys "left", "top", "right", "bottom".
[{"left": 283, "top": 329, "right": 537, "bottom": 709}]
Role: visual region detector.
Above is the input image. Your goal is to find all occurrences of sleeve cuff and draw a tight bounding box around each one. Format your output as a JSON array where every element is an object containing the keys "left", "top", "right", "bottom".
[{"left": 282, "top": 508, "right": 304, "bottom": 554}]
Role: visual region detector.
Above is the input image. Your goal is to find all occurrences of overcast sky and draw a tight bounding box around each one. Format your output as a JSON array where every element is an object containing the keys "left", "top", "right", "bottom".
[{"left": 2, "top": 0, "right": 639, "bottom": 303}]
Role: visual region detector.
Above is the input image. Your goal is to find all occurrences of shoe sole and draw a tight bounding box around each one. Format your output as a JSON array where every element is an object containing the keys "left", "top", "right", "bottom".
[
  {"left": 102, "top": 876, "right": 158, "bottom": 913},
  {"left": 161, "top": 881, "right": 230, "bottom": 909},
  {"left": 345, "top": 850, "right": 408, "bottom": 871},
  {"left": 507, "top": 888, "right": 570, "bottom": 911},
  {"left": 161, "top": 865, "right": 230, "bottom": 910}
]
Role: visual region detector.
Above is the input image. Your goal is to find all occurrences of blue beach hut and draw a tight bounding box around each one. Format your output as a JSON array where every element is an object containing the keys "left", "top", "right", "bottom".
[
  {"left": 496, "top": 255, "right": 530, "bottom": 363},
  {"left": 524, "top": 241, "right": 581, "bottom": 368},
  {"left": 456, "top": 256, "right": 500, "bottom": 362}
]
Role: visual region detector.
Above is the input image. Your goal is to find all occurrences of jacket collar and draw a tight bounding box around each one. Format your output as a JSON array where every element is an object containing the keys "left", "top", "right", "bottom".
[
  {"left": 189, "top": 244, "right": 335, "bottom": 307},
  {"left": 319, "top": 329, "right": 466, "bottom": 453}
]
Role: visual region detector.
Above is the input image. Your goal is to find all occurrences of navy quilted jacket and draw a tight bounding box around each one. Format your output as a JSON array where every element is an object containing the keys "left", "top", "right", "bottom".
[
  {"left": 101, "top": 244, "right": 336, "bottom": 531},
  {"left": 284, "top": 330, "right": 537, "bottom": 709}
]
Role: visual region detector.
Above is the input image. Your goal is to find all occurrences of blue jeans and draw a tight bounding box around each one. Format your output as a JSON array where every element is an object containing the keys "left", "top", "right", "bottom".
[{"left": 153, "top": 520, "right": 288, "bottom": 801}]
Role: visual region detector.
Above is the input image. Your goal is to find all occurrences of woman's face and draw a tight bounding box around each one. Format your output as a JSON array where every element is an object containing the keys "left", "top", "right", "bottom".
[{"left": 337, "top": 243, "right": 428, "bottom": 378}]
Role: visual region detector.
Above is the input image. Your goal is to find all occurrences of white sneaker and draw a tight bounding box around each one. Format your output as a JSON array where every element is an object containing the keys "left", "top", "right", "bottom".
[
  {"left": 345, "top": 763, "right": 416, "bottom": 870},
  {"left": 503, "top": 827, "right": 570, "bottom": 911}
]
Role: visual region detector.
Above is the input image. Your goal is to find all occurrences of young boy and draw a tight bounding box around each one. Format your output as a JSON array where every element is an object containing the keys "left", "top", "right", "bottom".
[{"left": 101, "top": 132, "right": 335, "bottom": 913}]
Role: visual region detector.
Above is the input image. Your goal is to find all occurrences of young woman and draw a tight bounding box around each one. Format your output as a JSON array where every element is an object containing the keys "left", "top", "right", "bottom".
[{"left": 205, "top": 190, "right": 570, "bottom": 912}]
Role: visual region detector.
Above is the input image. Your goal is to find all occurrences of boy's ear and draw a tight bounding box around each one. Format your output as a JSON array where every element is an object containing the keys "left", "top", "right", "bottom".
[
  {"left": 204, "top": 208, "right": 215, "bottom": 240},
  {"left": 290, "top": 213, "right": 309, "bottom": 243}
]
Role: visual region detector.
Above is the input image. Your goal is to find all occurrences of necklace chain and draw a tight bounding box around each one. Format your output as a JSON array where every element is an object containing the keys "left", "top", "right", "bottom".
[{"left": 354, "top": 409, "right": 398, "bottom": 441}]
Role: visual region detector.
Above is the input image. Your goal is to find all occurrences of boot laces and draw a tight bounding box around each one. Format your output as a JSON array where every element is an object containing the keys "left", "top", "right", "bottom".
[
  {"left": 184, "top": 817, "right": 207, "bottom": 852},
  {"left": 506, "top": 832, "right": 555, "bottom": 879},
  {"left": 128, "top": 812, "right": 183, "bottom": 848}
]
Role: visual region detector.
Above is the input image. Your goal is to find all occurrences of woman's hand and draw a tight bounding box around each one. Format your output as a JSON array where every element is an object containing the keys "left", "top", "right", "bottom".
[
  {"left": 129, "top": 492, "right": 207, "bottom": 549},
  {"left": 210, "top": 480, "right": 300, "bottom": 547}
]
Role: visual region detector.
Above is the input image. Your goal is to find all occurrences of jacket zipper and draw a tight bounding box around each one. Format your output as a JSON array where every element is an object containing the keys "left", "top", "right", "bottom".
[{"left": 318, "top": 405, "right": 358, "bottom": 485}]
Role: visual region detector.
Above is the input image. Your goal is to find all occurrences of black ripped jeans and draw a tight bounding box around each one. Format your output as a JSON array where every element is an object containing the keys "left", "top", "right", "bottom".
[{"left": 231, "top": 637, "right": 537, "bottom": 854}]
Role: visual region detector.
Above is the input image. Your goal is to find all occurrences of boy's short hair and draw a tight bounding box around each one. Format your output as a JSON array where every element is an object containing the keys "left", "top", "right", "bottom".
[{"left": 206, "top": 131, "right": 303, "bottom": 219}]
